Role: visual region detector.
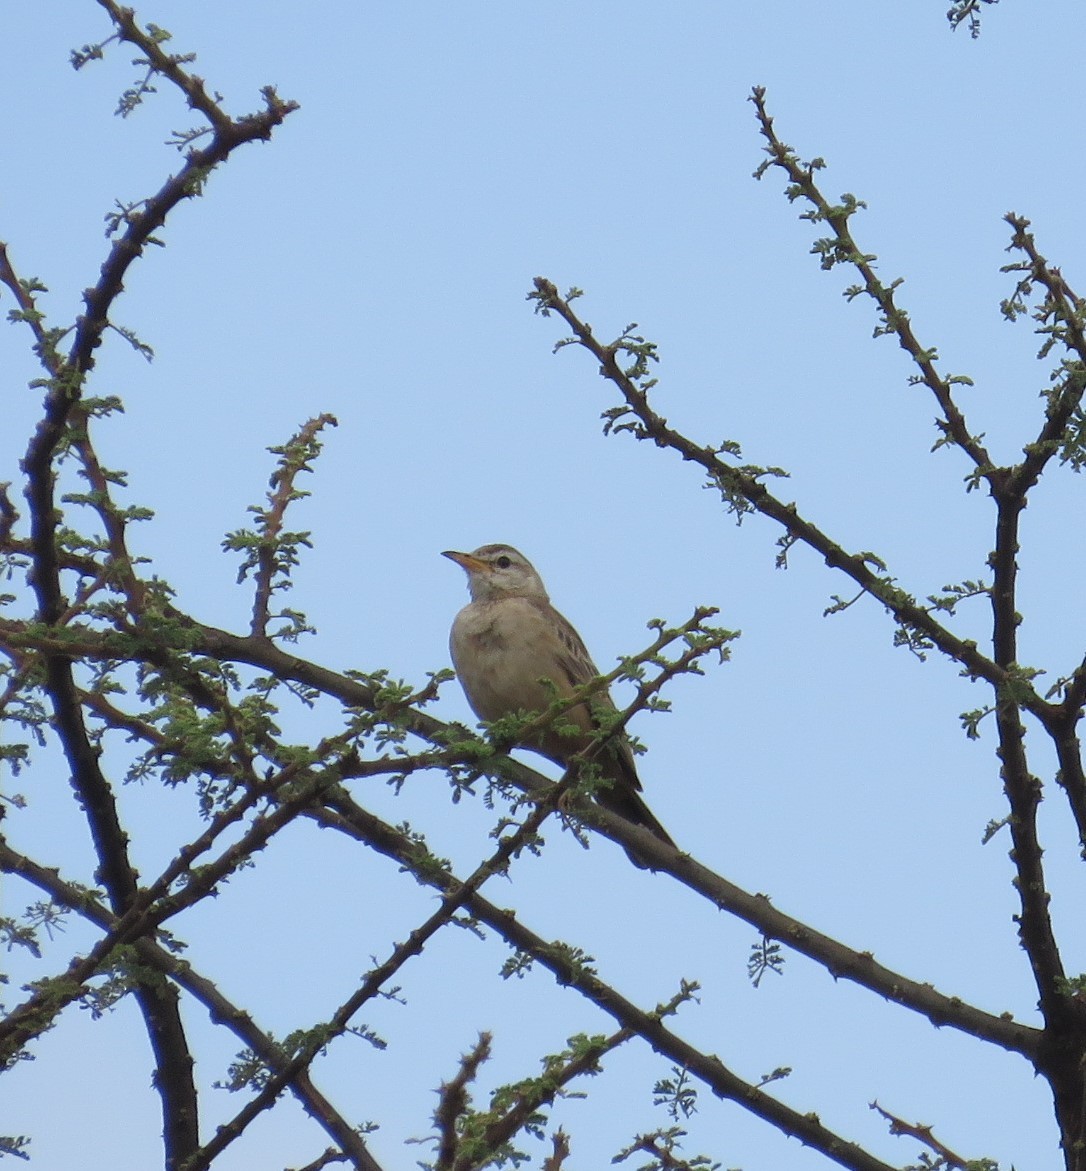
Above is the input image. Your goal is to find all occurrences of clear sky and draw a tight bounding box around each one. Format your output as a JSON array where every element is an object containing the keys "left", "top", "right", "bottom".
[{"left": 3, "top": 2, "right": 1086, "bottom": 1169}]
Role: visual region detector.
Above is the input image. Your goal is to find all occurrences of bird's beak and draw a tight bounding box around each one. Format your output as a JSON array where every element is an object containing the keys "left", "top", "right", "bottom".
[{"left": 442, "top": 550, "right": 489, "bottom": 574}]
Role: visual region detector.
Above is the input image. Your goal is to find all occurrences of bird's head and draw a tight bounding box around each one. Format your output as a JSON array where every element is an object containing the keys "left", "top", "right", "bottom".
[{"left": 442, "top": 544, "right": 549, "bottom": 603}]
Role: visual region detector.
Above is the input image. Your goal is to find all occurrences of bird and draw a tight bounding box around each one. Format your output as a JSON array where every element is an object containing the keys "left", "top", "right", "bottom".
[{"left": 443, "top": 543, "right": 675, "bottom": 868}]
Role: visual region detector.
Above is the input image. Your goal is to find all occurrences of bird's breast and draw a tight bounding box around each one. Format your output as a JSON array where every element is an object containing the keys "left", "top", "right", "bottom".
[{"left": 449, "top": 598, "right": 563, "bottom": 723}]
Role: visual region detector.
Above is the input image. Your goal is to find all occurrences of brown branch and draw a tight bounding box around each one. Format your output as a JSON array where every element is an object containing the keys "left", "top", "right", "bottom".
[
  {"left": 436, "top": 1034, "right": 493, "bottom": 1171},
  {"left": 96, "top": 1, "right": 234, "bottom": 133},
  {"left": 988, "top": 492, "right": 1067, "bottom": 1025},
  {"left": 249, "top": 414, "right": 338, "bottom": 638},
  {"left": 869, "top": 1100, "right": 969, "bottom": 1169},
  {"left": 0, "top": 243, "right": 61, "bottom": 371},
  {"left": 182, "top": 753, "right": 586, "bottom": 1171},
  {"left": 0, "top": 481, "right": 16, "bottom": 546},
  {"left": 68, "top": 412, "right": 147, "bottom": 614},
  {"left": 542, "top": 1130, "right": 570, "bottom": 1171},
  {"left": 530, "top": 277, "right": 1054, "bottom": 723},
  {"left": 309, "top": 796, "right": 902, "bottom": 1171},
  {"left": 290, "top": 1150, "right": 350, "bottom": 1171},
  {"left": 73, "top": 6, "right": 297, "bottom": 380},
  {"left": 749, "top": 86, "right": 993, "bottom": 474},
  {"left": 1060, "top": 656, "right": 1086, "bottom": 730},
  {"left": 68, "top": 82, "right": 293, "bottom": 379},
  {"left": 0, "top": 841, "right": 383, "bottom": 1171},
  {"left": 450, "top": 1027, "right": 635, "bottom": 1171},
  {"left": 1003, "top": 214, "right": 1086, "bottom": 497},
  {"left": 1048, "top": 725, "right": 1086, "bottom": 856},
  {"left": 623, "top": 1131, "right": 707, "bottom": 1171},
  {"left": 993, "top": 216, "right": 1086, "bottom": 857},
  {"left": 22, "top": 645, "right": 200, "bottom": 1168}
]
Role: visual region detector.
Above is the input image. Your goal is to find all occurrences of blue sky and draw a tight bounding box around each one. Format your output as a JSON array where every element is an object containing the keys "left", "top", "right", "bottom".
[{"left": 3, "top": 2, "right": 1085, "bottom": 1168}]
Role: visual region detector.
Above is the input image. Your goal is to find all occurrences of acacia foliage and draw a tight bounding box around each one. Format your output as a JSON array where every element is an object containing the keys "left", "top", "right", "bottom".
[{"left": 3, "top": 4, "right": 1085, "bottom": 1171}]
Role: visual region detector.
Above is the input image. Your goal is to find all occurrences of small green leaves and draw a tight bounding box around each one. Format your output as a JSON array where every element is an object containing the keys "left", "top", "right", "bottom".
[
  {"left": 1055, "top": 973, "right": 1086, "bottom": 997},
  {"left": 982, "top": 816, "right": 1010, "bottom": 845},
  {"left": 960, "top": 706, "right": 994, "bottom": 740},
  {"left": 526, "top": 280, "right": 580, "bottom": 316},
  {"left": 926, "top": 580, "right": 990, "bottom": 615},
  {"left": 947, "top": 0, "right": 999, "bottom": 38},
  {"left": 747, "top": 935, "right": 785, "bottom": 987},
  {"left": 0, "top": 1134, "right": 31, "bottom": 1160},
  {"left": 216, "top": 1046, "right": 270, "bottom": 1093},
  {"left": 653, "top": 1066, "right": 699, "bottom": 1121},
  {"left": 823, "top": 587, "right": 865, "bottom": 618},
  {"left": 613, "top": 323, "right": 659, "bottom": 385},
  {"left": 705, "top": 461, "right": 789, "bottom": 525},
  {"left": 500, "top": 951, "right": 534, "bottom": 980},
  {"left": 545, "top": 942, "right": 597, "bottom": 983},
  {"left": 70, "top": 39, "right": 111, "bottom": 70},
  {"left": 107, "top": 322, "right": 154, "bottom": 362},
  {"left": 224, "top": 414, "right": 337, "bottom": 640}
]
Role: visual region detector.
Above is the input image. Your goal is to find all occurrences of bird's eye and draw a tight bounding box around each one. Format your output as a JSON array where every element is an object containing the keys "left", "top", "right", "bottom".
[{"left": 495, "top": 556, "right": 512, "bottom": 569}]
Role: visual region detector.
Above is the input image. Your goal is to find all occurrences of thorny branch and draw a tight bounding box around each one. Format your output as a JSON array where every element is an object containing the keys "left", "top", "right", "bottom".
[
  {"left": 526, "top": 86, "right": 1086, "bottom": 1170},
  {"left": 529, "top": 276, "right": 1043, "bottom": 711},
  {"left": 446, "top": 1027, "right": 635, "bottom": 1171},
  {"left": 239, "top": 413, "right": 339, "bottom": 638},
  {"left": 435, "top": 1034, "right": 493, "bottom": 1171},
  {"left": 1, "top": 12, "right": 296, "bottom": 1160},
  {"left": 869, "top": 1101, "right": 970, "bottom": 1170},
  {"left": 0, "top": 841, "right": 381, "bottom": 1171},
  {"left": 749, "top": 85, "right": 993, "bottom": 476}
]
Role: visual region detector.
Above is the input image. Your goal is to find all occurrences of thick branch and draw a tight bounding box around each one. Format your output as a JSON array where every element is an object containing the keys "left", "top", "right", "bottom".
[
  {"left": 988, "top": 495, "right": 1066, "bottom": 1019},
  {"left": 6, "top": 21, "right": 294, "bottom": 1151}
]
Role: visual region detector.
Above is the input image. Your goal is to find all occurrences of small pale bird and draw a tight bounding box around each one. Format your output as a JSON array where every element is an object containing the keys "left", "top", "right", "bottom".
[{"left": 443, "top": 543, "right": 675, "bottom": 868}]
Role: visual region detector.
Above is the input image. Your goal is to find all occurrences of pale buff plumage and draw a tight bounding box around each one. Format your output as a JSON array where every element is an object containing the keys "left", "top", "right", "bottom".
[{"left": 443, "top": 543, "right": 674, "bottom": 867}]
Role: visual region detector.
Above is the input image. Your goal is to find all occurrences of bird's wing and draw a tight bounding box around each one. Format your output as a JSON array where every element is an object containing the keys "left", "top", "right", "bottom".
[
  {"left": 538, "top": 600, "right": 644, "bottom": 794},
  {"left": 546, "top": 605, "right": 605, "bottom": 691}
]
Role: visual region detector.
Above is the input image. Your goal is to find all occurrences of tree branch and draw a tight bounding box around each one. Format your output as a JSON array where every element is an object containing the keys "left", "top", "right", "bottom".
[
  {"left": 310, "top": 795, "right": 903, "bottom": 1171},
  {"left": 0, "top": 840, "right": 384, "bottom": 1171},
  {"left": 749, "top": 86, "right": 993, "bottom": 474},
  {"left": 182, "top": 752, "right": 591, "bottom": 1171},
  {"left": 528, "top": 277, "right": 1053, "bottom": 721}
]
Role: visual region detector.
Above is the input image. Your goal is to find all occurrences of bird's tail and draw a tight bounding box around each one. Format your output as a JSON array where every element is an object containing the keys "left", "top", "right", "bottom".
[{"left": 594, "top": 782, "right": 676, "bottom": 869}]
